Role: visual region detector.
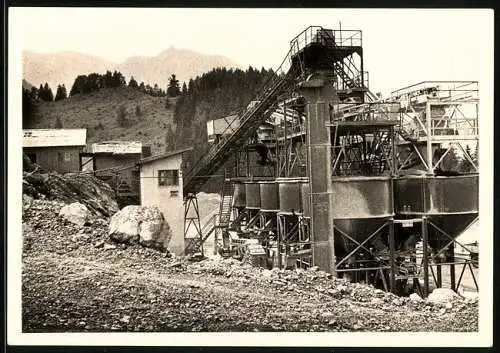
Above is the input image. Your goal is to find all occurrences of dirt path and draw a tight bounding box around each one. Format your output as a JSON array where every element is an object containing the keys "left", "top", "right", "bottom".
[
  {"left": 21, "top": 199, "right": 479, "bottom": 332},
  {"left": 23, "top": 249, "right": 478, "bottom": 332}
]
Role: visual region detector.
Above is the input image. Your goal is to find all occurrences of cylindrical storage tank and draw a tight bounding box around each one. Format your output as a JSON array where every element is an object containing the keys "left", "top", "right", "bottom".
[
  {"left": 331, "top": 176, "right": 394, "bottom": 254},
  {"left": 233, "top": 182, "right": 246, "bottom": 208},
  {"left": 301, "top": 182, "right": 311, "bottom": 217},
  {"left": 394, "top": 174, "right": 479, "bottom": 249},
  {"left": 259, "top": 181, "right": 279, "bottom": 212},
  {"left": 245, "top": 182, "right": 261, "bottom": 209},
  {"left": 278, "top": 178, "right": 302, "bottom": 214},
  {"left": 394, "top": 175, "right": 478, "bottom": 215}
]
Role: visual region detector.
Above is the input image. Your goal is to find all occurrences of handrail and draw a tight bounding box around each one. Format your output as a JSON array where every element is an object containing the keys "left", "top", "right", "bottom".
[
  {"left": 183, "top": 40, "right": 299, "bottom": 194},
  {"left": 183, "top": 26, "right": 367, "bottom": 195}
]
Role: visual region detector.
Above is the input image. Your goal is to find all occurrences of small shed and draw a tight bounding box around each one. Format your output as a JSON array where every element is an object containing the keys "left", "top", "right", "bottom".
[
  {"left": 138, "top": 148, "right": 192, "bottom": 255},
  {"left": 89, "top": 141, "right": 146, "bottom": 199},
  {"left": 206, "top": 114, "right": 240, "bottom": 143},
  {"left": 23, "top": 129, "right": 87, "bottom": 173}
]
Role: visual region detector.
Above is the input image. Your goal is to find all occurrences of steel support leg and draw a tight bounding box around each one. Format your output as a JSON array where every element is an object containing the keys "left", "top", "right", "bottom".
[
  {"left": 449, "top": 246, "right": 456, "bottom": 291},
  {"left": 422, "top": 217, "right": 430, "bottom": 297},
  {"left": 388, "top": 218, "right": 396, "bottom": 293},
  {"left": 436, "top": 257, "right": 442, "bottom": 288}
]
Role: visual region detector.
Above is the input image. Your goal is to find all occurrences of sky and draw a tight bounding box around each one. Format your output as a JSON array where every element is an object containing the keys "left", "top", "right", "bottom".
[{"left": 11, "top": 8, "right": 493, "bottom": 95}]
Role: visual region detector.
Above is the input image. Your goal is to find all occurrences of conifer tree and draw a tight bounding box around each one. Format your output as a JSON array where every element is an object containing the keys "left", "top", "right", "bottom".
[
  {"left": 128, "top": 76, "right": 139, "bottom": 89},
  {"left": 54, "top": 84, "right": 68, "bottom": 101},
  {"left": 45, "top": 83, "right": 54, "bottom": 101},
  {"left": 167, "top": 74, "right": 181, "bottom": 97}
]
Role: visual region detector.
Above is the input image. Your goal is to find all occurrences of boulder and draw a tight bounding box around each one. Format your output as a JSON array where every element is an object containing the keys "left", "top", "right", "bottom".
[
  {"left": 109, "top": 205, "right": 171, "bottom": 250},
  {"left": 427, "top": 288, "right": 461, "bottom": 305},
  {"left": 409, "top": 293, "right": 424, "bottom": 302},
  {"left": 59, "top": 202, "right": 90, "bottom": 226},
  {"left": 22, "top": 194, "right": 34, "bottom": 215}
]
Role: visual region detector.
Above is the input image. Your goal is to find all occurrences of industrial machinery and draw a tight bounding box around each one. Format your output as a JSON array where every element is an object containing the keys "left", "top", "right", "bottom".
[{"left": 182, "top": 26, "right": 479, "bottom": 297}]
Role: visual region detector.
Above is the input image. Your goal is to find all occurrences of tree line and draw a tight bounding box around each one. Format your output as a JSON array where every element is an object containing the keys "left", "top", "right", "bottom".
[{"left": 169, "top": 66, "right": 275, "bottom": 192}]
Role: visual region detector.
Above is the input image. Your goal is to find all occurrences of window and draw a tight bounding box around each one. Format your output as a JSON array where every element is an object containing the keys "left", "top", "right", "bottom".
[
  {"left": 158, "top": 169, "right": 179, "bottom": 186},
  {"left": 64, "top": 151, "right": 71, "bottom": 162}
]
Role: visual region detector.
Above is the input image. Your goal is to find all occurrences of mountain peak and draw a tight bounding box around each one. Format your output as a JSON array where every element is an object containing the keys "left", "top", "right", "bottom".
[{"left": 24, "top": 48, "right": 242, "bottom": 92}]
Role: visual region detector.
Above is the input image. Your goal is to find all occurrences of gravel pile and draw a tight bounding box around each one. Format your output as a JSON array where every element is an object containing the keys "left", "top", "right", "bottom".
[{"left": 22, "top": 200, "right": 479, "bottom": 332}]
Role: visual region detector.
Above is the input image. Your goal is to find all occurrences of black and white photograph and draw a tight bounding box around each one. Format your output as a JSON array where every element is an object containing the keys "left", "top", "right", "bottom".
[{"left": 7, "top": 7, "right": 494, "bottom": 347}]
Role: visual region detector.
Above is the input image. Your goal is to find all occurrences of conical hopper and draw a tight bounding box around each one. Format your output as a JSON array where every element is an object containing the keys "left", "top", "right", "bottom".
[
  {"left": 331, "top": 176, "right": 394, "bottom": 255},
  {"left": 394, "top": 174, "right": 479, "bottom": 249}
]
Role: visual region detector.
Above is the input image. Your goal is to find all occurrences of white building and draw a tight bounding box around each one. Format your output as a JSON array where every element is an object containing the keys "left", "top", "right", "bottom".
[{"left": 138, "top": 148, "right": 191, "bottom": 255}]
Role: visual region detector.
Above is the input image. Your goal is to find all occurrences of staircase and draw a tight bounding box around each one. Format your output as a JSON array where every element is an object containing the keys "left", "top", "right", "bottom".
[
  {"left": 370, "top": 130, "right": 392, "bottom": 174},
  {"left": 218, "top": 181, "right": 234, "bottom": 227},
  {"left": 332, "top": 58, "right": 378, "bottom": 103},
  {"left": 333, "top": 61, "right": 357, "bottom": 90},
  {"left": 183, "top": 73, "right": 292, "bottom": 195}
]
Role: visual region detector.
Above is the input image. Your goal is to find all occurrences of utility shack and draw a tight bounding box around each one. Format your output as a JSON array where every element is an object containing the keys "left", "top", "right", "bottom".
[
  {"left": 23, "top": 129, "right": 87, "bottom": 173},
  {"left": 206, "top": 114, "right": 240, "bottom": 144},
  {"left": 139, "top": 148, "right": 192, "bottom": 255},
  {"left": 89, "top": 141, "right": 151, "bottom": 200}
]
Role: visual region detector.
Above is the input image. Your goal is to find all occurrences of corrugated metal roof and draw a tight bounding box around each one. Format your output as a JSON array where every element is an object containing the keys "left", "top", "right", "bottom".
[
  {"left": 23, "top": 129, "right": 87, "bottom": 147},
  {"left": 139, "top": 148, "right": 193, "bottom": 165},
  {"left": 92, "top": 141, "right": 142, "bottom": 154}
]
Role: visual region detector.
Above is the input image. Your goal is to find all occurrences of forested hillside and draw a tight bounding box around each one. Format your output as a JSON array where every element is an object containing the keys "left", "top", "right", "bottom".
[
  {"left": 22, "top": 66, "right": 275, "bottom": 188},
  {"left": 170, "top": 66, "right": 275, "bottom": 192}
]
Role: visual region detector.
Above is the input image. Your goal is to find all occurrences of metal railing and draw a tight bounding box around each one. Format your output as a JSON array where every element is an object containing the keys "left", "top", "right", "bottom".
[
  {"left": 183, "top": 31, "right": 302, "bottom": 194},
  {"left": 333, "top": 102, "right": 401, "bottom": 122},
  {"left": 391, "top": 81, "right": 479, "bottom": 101},
  {"left": 289, "top": 26, "right": 362, "bottom": 57}
]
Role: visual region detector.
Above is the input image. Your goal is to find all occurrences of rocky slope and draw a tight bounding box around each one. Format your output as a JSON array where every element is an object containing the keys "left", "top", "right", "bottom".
[{"left": 22, "top": 199, "right": 479, "bottom": 332}]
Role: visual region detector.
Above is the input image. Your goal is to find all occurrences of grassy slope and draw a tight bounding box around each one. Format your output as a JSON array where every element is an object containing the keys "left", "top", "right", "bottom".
[{"left": 32, "top": 86, "right": 177, "bottom": 155}]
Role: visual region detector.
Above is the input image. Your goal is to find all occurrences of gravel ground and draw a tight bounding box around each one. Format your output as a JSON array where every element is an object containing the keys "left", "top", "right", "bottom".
[{"left": 22, "top": 199, "right": 479, "bottom": 332}]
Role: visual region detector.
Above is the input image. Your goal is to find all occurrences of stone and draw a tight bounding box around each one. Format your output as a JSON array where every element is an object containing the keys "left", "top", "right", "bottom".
[
  {"left": 409, "top": 293, "right": 424, "bottom": 302},
  {"left": 104, "top": 243, "right": 117, "bottom": 250},
  {"left": 445, "top": 302, "right": 453, "bottom": 310},
  {"left": 427, "top": 288, "right": 461, "bottom": 305},
  {"left": 59, "top": 202, "right": 90, "bottom": 226},
  {"left": 109, "top": 205, "right": 172, "bottom": 250},
  {"left": 261, "top": 269, "right": 273, "bottom": 278},
  {"left": 22, "top": 194, "right": 34, "bottom": 213},
  {"left": 391, "top": 298, "right": 404, "bottom": 306}
]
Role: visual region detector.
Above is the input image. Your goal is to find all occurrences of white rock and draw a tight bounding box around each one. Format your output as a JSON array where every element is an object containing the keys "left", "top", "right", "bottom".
[
  {"left": 22, "top": 194, "right": 33, "bottom": 212},
  {"left": 120, "top": 315, "right": 130, "bottom": 323},
  {"left": 409, "top": 293, "right": 424, "bottom": 302},
  {"left": 320, "top": 311, "right": 334, "bottom": 318},
  {"left": 59, "top": 202, "right": 90, "bottom": 226},
  {"left": 109, "top": 205, "right": 171, "bottom": 249},
  {"left": 261, "top": 269, "right": 273, "bottom": 278},
  {"left": 371, "top": 297, "right": 384, "bottom": 305},
  {"left": 104, "top": 243, "right": 116, "bottom": 250},
  {"left": 445, "top": 302, "right": 453, "bottom": 309},
  {"left": 427, "top": 288, "right": 461, "bottom": 305}
]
